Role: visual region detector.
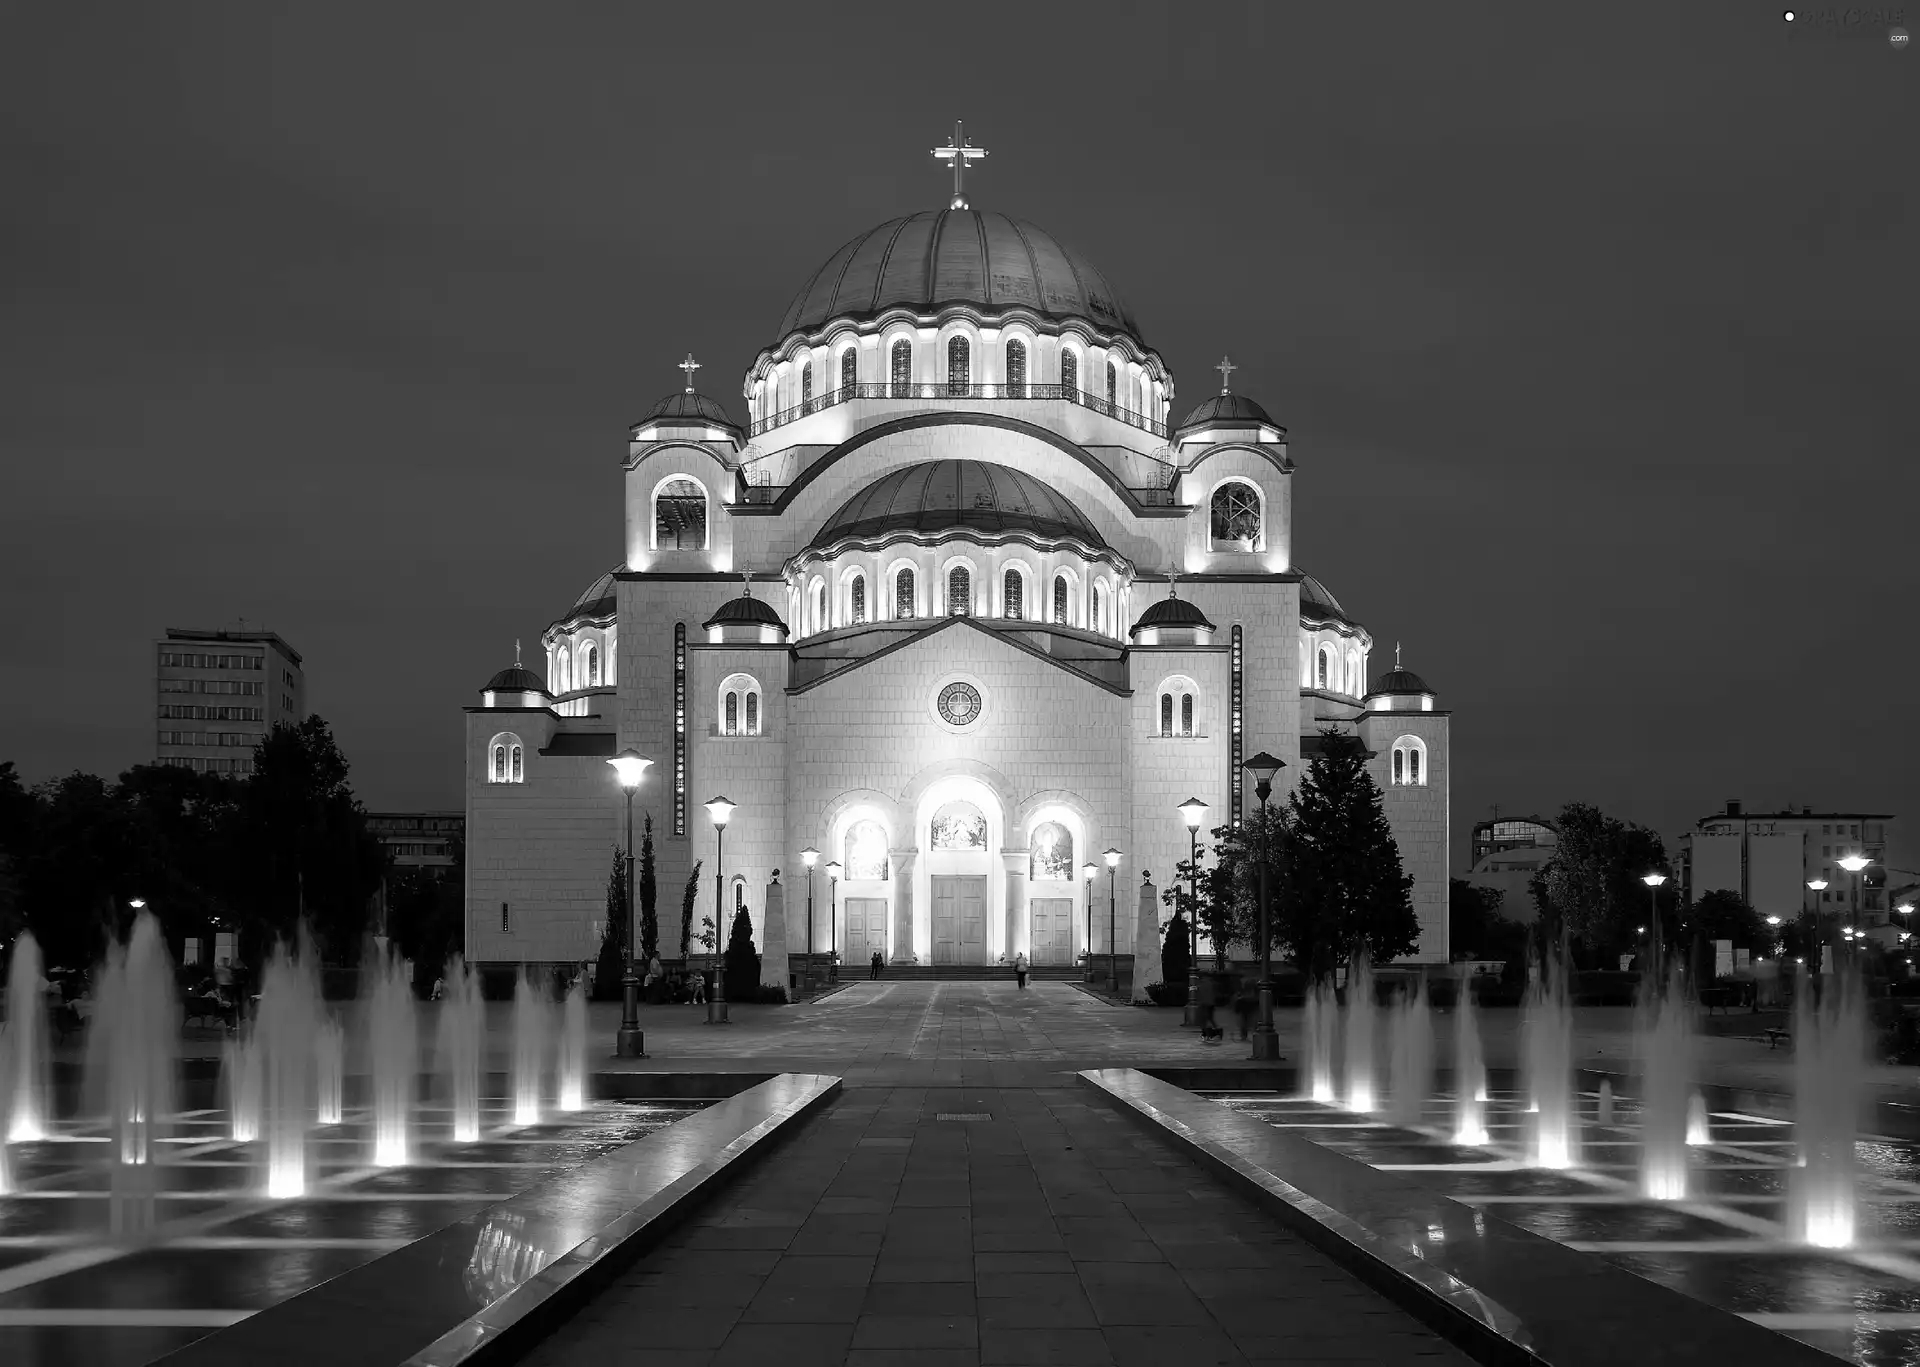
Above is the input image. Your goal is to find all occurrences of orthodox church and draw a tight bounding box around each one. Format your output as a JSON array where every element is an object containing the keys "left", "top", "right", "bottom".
[{"left": 464, "top": 135, "right": 1449, "bottom": 993}]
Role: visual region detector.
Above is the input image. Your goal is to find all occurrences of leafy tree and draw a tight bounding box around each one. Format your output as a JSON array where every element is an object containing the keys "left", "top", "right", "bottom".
[
  {"left": 638, "top": 815, "right": 659, "bottom": 963},
  {"left": 21, "top": 771, "right": 131, "bottom": 967},
  {"left": 678, "top": 859, "right": 703, "bottom": 963},
  {"left": 1449, "top": 879, "right": 1526, "bottom": 963},
  {"left": 1202, "top": 802, "right": 1292, "bottom": 961},
  {"left": 1535, "top": 802, "right": 1673, "bottom": 967},
  {"left": 1284, "top": 733, "right": 1418, "bottom": 975},
  {"left": 1161, "top": 846, "right": 1216, "bottom": 958},
  {"left": 1160, "top": 911, "right": 1192, "bottom": 995},
  {"left": 1682, "top": 889, "right": 1777, "bottom": 961},
  {"left": 722, "top": 902, "right": 759, "bottom": 998}
]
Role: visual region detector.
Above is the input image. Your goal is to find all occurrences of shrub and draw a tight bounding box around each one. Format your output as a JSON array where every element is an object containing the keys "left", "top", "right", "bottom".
[
  {"left": 1161, "top": 913, "right": 1191, "bottom": 991},
  {"left": 1145, "top": 980, "right": 1188, "bottom": 1007},
  {"left": 723, "top": 905, "right": 759, "bottom": 999}
]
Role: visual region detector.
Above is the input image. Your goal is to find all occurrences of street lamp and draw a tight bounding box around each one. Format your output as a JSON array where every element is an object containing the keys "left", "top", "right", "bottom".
[
  {"left": 605, "top": 748, "right": 653, "bottom": 1057},
  {"left": 704, "top": 797, "right": 736, "bottom": 1025},
  {"left": 826, "top": 861, "right": 841, "bottom": 982},
  {"left": 1808, "top": 878, "right": 1830, "bottom": 972},
  {"left": 1082, "top": 861, "right": 1097, "bottom": 981},
  {"left": 1104, "top": 848, "right": 1122, "bottom": 994},
  {"left": 801, "top": 847, "right": 819, "bottom": 997},
  {"left": 1178, "top": 797, "right": 1209, "bottom": 1027},
  {"left": 1241, "top": 753, "right": 1286, "bottom": 1060},
  {"left": 1839, "top": 854, "right": 1872, "bottom": 953},
  {"left": 1641, "top": 873, "right": 1667, "bottom": 981}
]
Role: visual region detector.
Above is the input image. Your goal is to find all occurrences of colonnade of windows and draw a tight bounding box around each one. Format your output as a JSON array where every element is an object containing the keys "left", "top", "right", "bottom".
[
  {"left": 548, "top": 632, "right": 617, "bottom": 693},
  {"left": 793, "top": 551, "right": 1125, "bottom": 639},
  {"left": 1305, "top": 638, "right": 1367, "bottom": 696}
]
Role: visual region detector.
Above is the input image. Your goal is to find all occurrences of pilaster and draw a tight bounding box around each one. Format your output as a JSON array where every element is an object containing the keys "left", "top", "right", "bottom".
[{"left": 889, "top": 848, "right": 918, "bottom": 962}]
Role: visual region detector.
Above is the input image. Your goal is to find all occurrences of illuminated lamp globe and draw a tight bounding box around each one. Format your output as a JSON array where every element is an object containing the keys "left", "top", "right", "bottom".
[
  {"left": 1104, "top": 847, "right": 1122, "bottom": 869},
  {"left": 1839, "top": 854, "right": 1870, "bottom": 873},
  {"left": 1642, "top": 873, "right": 1667, "bottom": 888},
  {"left": 705, "top": 796, "right": 736, "bottom": 828},
  {"left": 1082, "top": 862, "right": 1097, "bottom": 883},
  {"left": 1178, "top": 797, "right": 1209, "bottom": 830},
  {"left": 607, "top": 748, "right": 653, "bottom": 791}
]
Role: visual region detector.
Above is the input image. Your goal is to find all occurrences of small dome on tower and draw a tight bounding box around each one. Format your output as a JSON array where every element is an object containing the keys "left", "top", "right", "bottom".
[
  {"left": 642, "top": 390, "right": 735, "bottom": 426},
  {"left": 483, "top": 665, "right": 549, "bottom": 696},
  {"left": 703, "top": 595, "right": 789, "bottom": 631},
  {"left": 1131, "top": 596, "right": 1214, "bottom": 634},
  {"left": 1371, "top": 667, "right": 1433, "bottom": 696},
  {"left": 1176, "top": 391, "right": 1277, "bottom": 433}
]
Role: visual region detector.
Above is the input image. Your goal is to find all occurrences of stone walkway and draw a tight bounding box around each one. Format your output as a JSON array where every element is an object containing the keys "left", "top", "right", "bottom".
[{"left": 523, "top": 985, "right": 1471, "bottom": 1367}]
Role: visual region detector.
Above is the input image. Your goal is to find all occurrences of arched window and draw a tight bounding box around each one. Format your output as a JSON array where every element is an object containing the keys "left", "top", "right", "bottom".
[
  {"left": 1106, "top": 360, "right": 1118, "bottom": 407},
  {"left": 890, "top": 338, "right": 912, "bottom": 396},
  {"left": 1347, "top": 649, "right": 1362, "bottom": 696},
  {"left": 947, "top": 336, "right": 970, "bottom": 395},
  {"left": 724, "top": 692, "right": 739, "bottom": 736},
  {"left": 1391, "top": 737, "right": 1428, "bottom": 786},
  {"left": 1061, "top": 348, "right": 1078, "bottom": 396},
  {"left": 1003, "top": 568, "right": 1023, "bottom": 620},
  {"left": 488, "top": 733, "right": 526, "bottom": 784},
  {"left": 800, "top": 361, "right": 813, "bottom": 413},
  {"left": 1030, "top": 821, "right": 1073, "bottom": 880},
  {"left": 845, "top": 820, "right": 888, "bottom": 880},
  {"left": 948, "top": 565, "right": 971, "bottom": 616},
  {"left": 850, "top": 573, "right": 867, "bottom": 625},
  {"left": 811, "top": 579, "right": 827, "bottom": 634},
  {"left": 556, "top": 645, "right": 571, "bottom": 693},
  {"left": 1181, "top": 693, "right": 1194, "bottom": 737},
  {"left": 1092, "top": 583, "right": 1106, "bottom": 635},
  {"left": 583, "top": 643, "right": 600, "bottom": 686},
  {"left": 745, "top": 692, "right": 758, "bottom": 735},
  {"left": 840, "top": 347, "right": 857, "bottom": 392},
  {"left": 1317, "top": 648, "right": 1330, "bottom": 690},
  {"left": 1006, "top": 339, "right": 1027, "bottom": 398},
  {"left": 1210, "top": 482, "right": 1261, "bottom": 550},
  {"left": 720, "top": 674, "right": 761, "bottom": 737},
  {"left": 896, "top": 567, "right": 915, "bottom": 619},
  {"left": 1160, "top": 694, "right": 1173, "bottom": 737},
  {"left": 655, "top": 478, "right": 708, "bottom": 550},
  {"left": 1053, "top": 574, "right": 1068, "bottom": 624}
]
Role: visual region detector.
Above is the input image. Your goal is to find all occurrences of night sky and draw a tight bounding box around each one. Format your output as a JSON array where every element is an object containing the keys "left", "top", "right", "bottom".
[{"left": 3, "top": 5, "right": 1915, "bottom": 876}]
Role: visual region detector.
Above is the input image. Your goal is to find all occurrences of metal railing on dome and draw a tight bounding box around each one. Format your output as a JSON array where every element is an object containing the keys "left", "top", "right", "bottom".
[{"left": 746, "top": 382, "right": 1170, "bottom": 440}]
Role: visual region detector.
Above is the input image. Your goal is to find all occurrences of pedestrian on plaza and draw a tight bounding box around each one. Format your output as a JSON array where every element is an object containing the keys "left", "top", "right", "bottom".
[
  {"left": 870, "top": 950, "right": 883, "bottom": 980},
  {"left": 690, "top": 971, "right": 707, "bottom": 1006},
  {"left": 1014, "top": 952, "right": 1029, "bottom": 990}
]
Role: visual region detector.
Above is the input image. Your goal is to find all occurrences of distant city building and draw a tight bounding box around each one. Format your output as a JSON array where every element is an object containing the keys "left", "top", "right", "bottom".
[
  {"left": 1464, "top": 816, "right": 1557, "bottom": 923},
  {"left": 155, "top": 627, "right": 305, "bottom": 776},
  {"left": 1676, "top": 800, "right": 1896, "bottom": 940}
]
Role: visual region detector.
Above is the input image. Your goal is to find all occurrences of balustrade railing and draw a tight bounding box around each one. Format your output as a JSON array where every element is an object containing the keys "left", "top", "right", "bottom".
[{"left": 747, "top": 382, "right": 1169, "bottom": 440}]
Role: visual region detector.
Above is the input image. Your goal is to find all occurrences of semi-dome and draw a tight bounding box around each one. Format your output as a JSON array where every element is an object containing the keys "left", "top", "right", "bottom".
[
  {"left": 1177, "top": 392, "right": 1277, "bottom": 432},
  {"left": 1131, "top": 596, "right": 1215, "bottom": 635},
  {"left": 483, "top": 666, "right": 548, "bottom": 695},
  {"left": 639, "top": 390, "right": 738, "bottom": 430},
  {"left": 559, "top": 568, "right": 620, "bottom": 624},
  {"left": 810, "top": 460, "right": 1105, "bottom": 551},
  {"left": 776, "top": 210, "right": 1140, "bottom": 343},
  {"left": 1370, "top": 667, "right": 1433, "bottom": 696}
]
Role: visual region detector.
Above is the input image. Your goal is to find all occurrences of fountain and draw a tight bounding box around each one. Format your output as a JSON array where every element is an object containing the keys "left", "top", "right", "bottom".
[
  {"left": 511, "top": 971, "right": 551, "bottom": 1128},
  {"left": 1686, "top": 1092, "right": 1711, "bottom": 1146},
  {"left": 1524, "top": 957, "right": 1574, "bottom": 1169},
  {"left": 557, "top": 976, "right": 588, "bottom": 1112},
  {"left": 255, "top": 941, "right": 323, "bottom": 1197},
  {"left": 1789, "top": 970, "right": 1863, "bottom": 1248},
  {"left": 1636, "top": 971, "right": 1694, "bottom": 1200},
  {"left": 1302, "top": 978, "right": 1337, "bottom": 1103},
  {"left": 367, "top": 948, "right": 418, "bottom": 1166},
  {"left": 1451, "top": 971, "right": 1489, "bottom": 1145},
  {"left": 223, "top": 1033, "right": 263, "bottom": 1142},
  {"left": 315, "top": 1016, "right": 344, "bottom": 1126},
  {"left": 2, "top": 931, "right": 51, "bottom": 1143},
  {"left": 83, "top": 912, "right": 179, "bottom": 1235},
  {"left": 1387, "top": 977, "right": 1432, "bottom": 1128},
  {"left": 1342, "top": 952, "right": 1378, "bottom": 1113},
  {"left": 1595, "top": 1079, "right": 1614, "bottom": 1126},
  {"left": 435, "top": 954, "right": 484, "bottom": 1143}
]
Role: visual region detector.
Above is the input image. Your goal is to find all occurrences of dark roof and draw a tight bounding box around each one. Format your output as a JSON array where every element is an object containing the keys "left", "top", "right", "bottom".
[
  {"left": 810, "top": 460, "right": 1106, "bottom": 551},
  {"left": 539, "top": 732, "right": 616, "bottom": 757},
  {"left": 1370, "top": 667, "right": 1433, "bottom": 696},
  {"left": 1177, "top": 392, "right": 1277, "bottom": 432},
  {"left": 639, "top": 390, "right": 739, "bottom": 430},
  {"left": 1297, "top": 573, "right": 1347, "bottom": 621},
  {"left": 560, "top": 568, "right": 620, "bottom": 623},
  {"left": 776, "top": 210, "right": 1141, "bottom": 342},
  {"left": 1131, "top": 596, "right": 1215, "bottom": 634},
  {"left": 484, "top": 666, "right": 548, "bottom": 695},
  {"left": 703, "top": 594, "right": 789, "bottom": 631}
]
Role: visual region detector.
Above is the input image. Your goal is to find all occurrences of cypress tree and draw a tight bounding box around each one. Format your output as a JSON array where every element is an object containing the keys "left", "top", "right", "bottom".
[
  {"left": 1288, "top": 730, "right": 1418, "bottom": 972},
  {"left": 638, "top": 814, "right": 659, "bottom": 963}
]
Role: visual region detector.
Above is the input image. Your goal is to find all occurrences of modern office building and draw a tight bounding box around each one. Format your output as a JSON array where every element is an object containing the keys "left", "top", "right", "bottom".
[
  {"left": 1463, "top": 816, "right": 1557, "bottom": 923},
  {"left": 155, "top": 628, "right": 306, "bottom": 776},
  {"left": 1675, "top": 800, "right": 1896, "bottom": 938}
]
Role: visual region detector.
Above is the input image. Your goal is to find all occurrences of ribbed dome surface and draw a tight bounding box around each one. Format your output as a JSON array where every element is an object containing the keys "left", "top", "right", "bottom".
[
  {"left": 703, "top": 595, "right": 788, "bottom": 631},
  {"left": 484, "top": 666, "right": 548, "bottom": 695},
  {"left": 1178, "top": 392, "right": 1277, "bottom": 431},
  {"left": 561, "top": 569, "right": 620, "bottom": 623},
  {"left": 641, "top": 391, "right": 737, "bottom": 428},
  {"left": 1298, "top": 573, "right": 1347, "bottom": 620},
  {"left": 810, "top": 460, "right": 1105, "bottom": 551},
  {"left": 1371, "top": 668, "right": 1434, "bottom": 696},
  {"left": 1131, "top": 596, "right": 1214, "bottom": 634},
  {"left": 776, "top": 210, "right": 1139, "bottom": 342}
]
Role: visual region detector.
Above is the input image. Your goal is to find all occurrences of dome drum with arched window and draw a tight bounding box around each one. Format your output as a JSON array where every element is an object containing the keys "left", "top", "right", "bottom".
[
  {"left": 481, "top": 666, "right": 549, "bottom": 710},
  {"left": 1367, "top": 666, "right": 1437, "bottom": 712},
  {"left": 1130, "top": 594, "right": 1214, "bottom": 647},
  {"left": 704, "top": 591, "right": 790, "bottom": 645}
]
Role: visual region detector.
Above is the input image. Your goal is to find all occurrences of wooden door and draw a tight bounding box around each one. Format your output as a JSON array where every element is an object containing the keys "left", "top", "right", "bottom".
[
  {"left": 844, "top": 898, "right": 886, "bottom": 966},
  {"left": 958, "top": 877, "right": 987, "bottom": 964},
  {"left": 933, "top": 876, "right": 989, "bottom": 965},
  {"left": 1030, "top": 898, "right": 1072, "bottom": 965}
]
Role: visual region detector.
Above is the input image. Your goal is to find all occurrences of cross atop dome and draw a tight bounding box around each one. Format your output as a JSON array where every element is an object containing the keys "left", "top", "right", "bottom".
[
  {"left": 931, "top": 120, "right": 988, "bottom": 210},
  {"left": 1395, "top": 641, "right": 1401, "bottom": 669},
  {"left": 678, "top": 352, "right": 702, "bottom": 392},
  {"left": 1167, "top": 564, "right": 1181, "bottom": 599},
  {"left": 741, "top": 570, "right": 754, "bottom": 597},
  {"left": 1215, "top": 355, "right": 1237, "bottom": 394},
  {"left": 514, "top": 638, "right": 522, "bottom": 668}
]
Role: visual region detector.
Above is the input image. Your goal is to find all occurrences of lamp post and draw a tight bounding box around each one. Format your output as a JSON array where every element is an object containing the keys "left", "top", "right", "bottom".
[
  {"left": 826, "top": 861, "right": 841, "bottom": 983},
  {"left": 1808, "top": 878, "right": 1829, "bottom": 973},
  {"left": 1104, "top": 848, "right": 1122, "bottom": 994},
  {"left": 704, "top": 796, "right": 735, "bottom": 1025},
  {"left": 1641, "top": 873, "right": 1667, "bottom": 983},
  {"left": 1178, "top": 798, "right": 1208, "bottom": 1027},
  {"left": 1241, "top": 753, "right": 1285, "bottom": 1061},
  {"left": 606, "top": 749, "right": 653, "bottom": 1057},
  {"left": 1839, "top": 855, "right": 1871, "bottom": 959},
  {"left": 801, "top": 847, "right": 819, "bottom": 997},
  {"left": 1082, "top": 861, "right": 1097, "bottom": 982}
]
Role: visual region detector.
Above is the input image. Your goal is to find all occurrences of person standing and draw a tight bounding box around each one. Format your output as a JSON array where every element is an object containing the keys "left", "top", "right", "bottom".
[
  {"left": 870, "top": 950, "right": 883, "bottom": 980},
  {"left": 1014, "top": 952, "right": 1029, "bottom": 990}
]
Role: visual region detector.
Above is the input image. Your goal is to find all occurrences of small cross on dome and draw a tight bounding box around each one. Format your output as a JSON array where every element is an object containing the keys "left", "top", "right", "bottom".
[
  {"left": 678, "top": 353, "right": 702, "bottom": 392},
  {"left": 1167, "top": 564, "right": 1181, "bottom": 599},
  {"left": 1395, "top": 641, "right": 1402, "bottom": 669},
  {"left": 1215, "top": 356, "right": 1237, "bottom": 394},
  {"left": 514, "top": 638, "right": 522, "bottom": 668},
  {"left": 740, "top": 570, "right": 754, "bottom": 597},
  {"left": 931, "top": 120, "right": 988, "bottom": 210}
]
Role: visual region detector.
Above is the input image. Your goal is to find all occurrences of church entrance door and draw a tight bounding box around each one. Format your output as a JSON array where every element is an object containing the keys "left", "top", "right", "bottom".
[
  {"left": 1029, "top": 898, "right": 1073, "bottom": 965},
  {"left": 931, "top": 876, "right": 988, "bottom": 965},
  {"left": 844, "top": 898, "right": 887, "bottom": 968}
]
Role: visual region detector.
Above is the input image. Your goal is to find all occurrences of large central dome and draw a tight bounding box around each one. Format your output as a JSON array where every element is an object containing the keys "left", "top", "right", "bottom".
[
  {"left": 776, "top": 209, "right": 1140, "bottom": 343},
  {"left": 810, "top": 460, "right": 1105, "bottom": 550}
]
